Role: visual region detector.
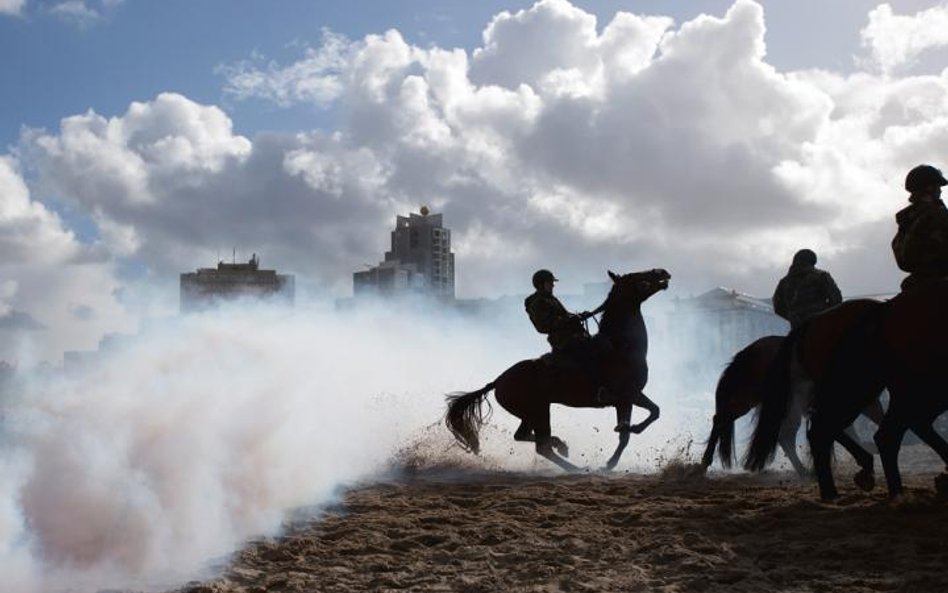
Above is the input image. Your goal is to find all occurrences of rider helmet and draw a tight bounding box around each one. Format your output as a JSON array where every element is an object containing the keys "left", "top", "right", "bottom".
[
  {"left": 904, "top": 164, "right": 948, "bottom": 193},
  {"left": 532, "top": 269, "right": 558, "bottom": 289},
  {"left": 792, "top": 248, "right": 817, "bottom": 267}
]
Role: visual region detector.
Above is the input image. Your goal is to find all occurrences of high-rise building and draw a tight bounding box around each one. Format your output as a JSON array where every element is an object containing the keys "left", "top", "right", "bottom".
[
  {"left": 354, "top": 207, "right": 455, "bottom": 299},
  {"left": 180, "top": 254, "right": 295, "bottom": 312}
]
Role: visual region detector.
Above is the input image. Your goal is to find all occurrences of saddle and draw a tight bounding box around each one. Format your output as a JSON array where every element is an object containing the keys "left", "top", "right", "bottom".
[{"left": 537, "top": 347, "right": 617, "bottom": 405}]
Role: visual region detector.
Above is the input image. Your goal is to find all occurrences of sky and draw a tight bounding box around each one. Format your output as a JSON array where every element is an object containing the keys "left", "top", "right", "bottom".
[{"left": 2, "top": 0, "right": 948, "bottom": 361}]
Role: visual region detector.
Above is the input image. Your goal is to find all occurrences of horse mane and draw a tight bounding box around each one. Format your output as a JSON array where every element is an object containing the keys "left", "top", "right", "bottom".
[{"left": 596, "top": 283, "right": 625, "bottom": 335}]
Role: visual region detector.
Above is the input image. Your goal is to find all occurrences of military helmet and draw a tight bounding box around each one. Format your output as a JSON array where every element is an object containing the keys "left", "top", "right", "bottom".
[
  {"left": 792, "top": 248, "right": 817, "bottom": 267},
  {"left": 532, "top": 269, "right": 558, "bottom": 289},
  {"left": 905, "top": 164, "right": 948, "bottom": 193}
]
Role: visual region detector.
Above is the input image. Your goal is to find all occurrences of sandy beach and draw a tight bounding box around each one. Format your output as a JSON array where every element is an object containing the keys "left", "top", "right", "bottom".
[{"left": 174, "top": 444, "right": 948, "bottom": 593}]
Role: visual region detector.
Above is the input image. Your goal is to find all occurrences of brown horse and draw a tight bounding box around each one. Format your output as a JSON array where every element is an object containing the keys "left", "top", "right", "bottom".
[
  {"left": 702, "top": 333, "right": 883, "bottom": 478},
  {"left": 445, "top": 269, "right": 670, "bottom": 471},
  {"left": 746, "top": 288, "right": 948, "bottom": 499}
]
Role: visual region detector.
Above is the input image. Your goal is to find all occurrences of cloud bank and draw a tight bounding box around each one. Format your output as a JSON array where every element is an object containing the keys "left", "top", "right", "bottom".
[{"left": 7, "top": 0, "right": 948, "bottom": 360}]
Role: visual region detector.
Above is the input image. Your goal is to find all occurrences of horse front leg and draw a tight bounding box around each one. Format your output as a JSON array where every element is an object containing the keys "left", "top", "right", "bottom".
[
  {"left": 629, "top": 391, "right": 660, "bottom": 434},
  {"left": 807, "top": 416, "right": 839, "bottom": 501},
  {"left": 603, "top": 401, "right": 633, "bottom": 471}
]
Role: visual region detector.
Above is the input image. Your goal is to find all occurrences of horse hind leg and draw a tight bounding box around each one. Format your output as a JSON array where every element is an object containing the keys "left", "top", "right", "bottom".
[
  {"left": 835, "top": 429, "right": 876, "bottom": 492},
  {"left": 873, "top": 403, "right": 910, "bottom": 498},
  {"left": 700, "top": 417, "right": 721, "bottom": 469},
  {"left": 777, "top": 408, "right": 809, "bottom": 478},
  {"left": 513, "top": 420, "right": 534, "bottom": 442},
  {"left": 531, "top": 406, "right": 578, "bottom": 472},
  {"left": 904, "top": 416, "right": 948, "bottom": 496},
  {"left": 807, "top": 415, "right": 840, "bottom": 501}
]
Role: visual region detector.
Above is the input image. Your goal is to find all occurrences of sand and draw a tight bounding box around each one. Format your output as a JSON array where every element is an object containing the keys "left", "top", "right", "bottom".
[{"left": 170, "top": 442, "right": 948, "bottom": 593}]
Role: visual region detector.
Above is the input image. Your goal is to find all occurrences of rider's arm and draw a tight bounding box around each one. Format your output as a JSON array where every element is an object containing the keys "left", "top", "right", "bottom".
[
  {"left": 824, "top": 273, "right": 842, "bottom": 306},
  {"left": 772, "top": 280, "right": 788, "bottom": 321}
]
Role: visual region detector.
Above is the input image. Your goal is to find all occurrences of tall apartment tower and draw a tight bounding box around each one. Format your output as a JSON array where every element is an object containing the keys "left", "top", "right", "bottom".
[{"left": 354, "top": 207, "right": 455, "bottom": 299}]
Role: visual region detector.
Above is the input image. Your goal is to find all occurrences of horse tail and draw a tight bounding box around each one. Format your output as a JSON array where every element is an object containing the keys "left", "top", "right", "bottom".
[
  {"left": 744, "top": 330, "right": 802, "bottom": 472},
  {"left": 445, "top": 382, "right": 496, "bottom": 454}
]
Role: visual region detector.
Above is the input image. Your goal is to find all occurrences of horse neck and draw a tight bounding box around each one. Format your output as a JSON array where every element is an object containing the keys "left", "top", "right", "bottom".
[{"left": 597, "top": 297, "right": 643, "bottom": 345}]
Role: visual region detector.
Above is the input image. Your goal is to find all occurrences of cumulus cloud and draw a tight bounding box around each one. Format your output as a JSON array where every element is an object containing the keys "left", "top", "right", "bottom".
[
  {"left": 0, "top": 0, "right": 26, "bottom": 16},
  {"left": 18, "top": 0, "right": 948, "bottom": 363},
  {"left": 861, "top": 3, "right": 948, "bottom": 73},
  {"left": 220, "top": 29, "right": 354, "bottom": 107},
  {"left": 0, "top": 156, "right": 130, "bottom": 361}
]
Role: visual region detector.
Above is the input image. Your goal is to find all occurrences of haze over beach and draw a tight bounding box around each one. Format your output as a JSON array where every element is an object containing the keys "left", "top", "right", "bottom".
[{"left": 2, "top": 1, "right": 948, "bottom": 592}]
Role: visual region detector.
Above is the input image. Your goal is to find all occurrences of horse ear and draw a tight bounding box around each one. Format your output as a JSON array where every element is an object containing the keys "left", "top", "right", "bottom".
[{"left": 608, "top": 270, "right": 618, "bottom": 282}]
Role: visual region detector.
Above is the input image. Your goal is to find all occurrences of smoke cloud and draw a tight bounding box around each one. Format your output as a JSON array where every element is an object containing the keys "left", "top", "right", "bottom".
[{"left": 0, "top": 287, "right": 737, "bottom": 593}]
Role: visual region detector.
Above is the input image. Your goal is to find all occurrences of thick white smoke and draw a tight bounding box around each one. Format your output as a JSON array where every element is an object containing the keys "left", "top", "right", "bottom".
[{"left": 0, "top": 293, "right": 726, "bottom": 593}]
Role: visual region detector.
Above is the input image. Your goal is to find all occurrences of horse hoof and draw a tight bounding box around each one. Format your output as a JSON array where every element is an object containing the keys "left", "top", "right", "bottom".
[
  {"left": 819, "top": 489, "right": 840, "bottom": 503},
  {"left": 934, "top": 473, "right": 948, "bottom": 497},
  {"left": 551, "top": 438, "right": 569, "bottom": 458},
  {"left": 853, "top": 469, "right": 876, "bottom": 492}
]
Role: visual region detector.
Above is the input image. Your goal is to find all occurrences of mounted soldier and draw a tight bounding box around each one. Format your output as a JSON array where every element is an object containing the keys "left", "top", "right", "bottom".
[
  {"left": 524, "top": 270, "right": 592, "bottom": 354},
  {"left": 892, "top": 164, "right": 948, "bottom": 292},
  {"left": 772, "top": 249, "right": 843, "bottom": 329},
  {"left": 523, "top": 269, "right": 608, "bottom": 395}
]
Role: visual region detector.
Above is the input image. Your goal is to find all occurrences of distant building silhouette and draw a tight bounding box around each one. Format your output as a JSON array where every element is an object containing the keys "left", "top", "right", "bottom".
[
  {"left": 180, "top": 254, "right": 295, "bottom": 312},
  {"left": 354, "top": 207, "right": 455, "bottom": 299}
]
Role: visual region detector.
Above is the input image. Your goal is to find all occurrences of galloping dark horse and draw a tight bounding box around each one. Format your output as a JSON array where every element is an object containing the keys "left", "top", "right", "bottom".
[
  {"left": 741, "top": 300, "right": 885, "bottom": 490},
  {"left": 701, "top": 331, "right": 883, "bottom": 477},
  {"left": 746, "top": 287, "right": 948, "bottom": 499},
  {"left": 445, "top": 269, "right": 670, "bottom": 471}
]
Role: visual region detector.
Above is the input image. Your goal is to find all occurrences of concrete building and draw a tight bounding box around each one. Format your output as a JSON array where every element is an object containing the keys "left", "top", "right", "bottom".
[
  {"left": 180, "top": 254, "right": 295, "bottom": 312},
  {"left": 662, "top": 287, "right": 788, "bottom": 388},
  {"left": 354, "top": 207, "right": 455, "bottom": 299}
]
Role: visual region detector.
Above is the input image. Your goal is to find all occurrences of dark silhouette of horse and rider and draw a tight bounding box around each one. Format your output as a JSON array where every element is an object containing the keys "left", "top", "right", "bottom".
[
  {"left": 445, "top": 163, "right": 948, "bottom": 501},
  {"left": 446, "top": 268, "right": 668, "bottom": 471}
]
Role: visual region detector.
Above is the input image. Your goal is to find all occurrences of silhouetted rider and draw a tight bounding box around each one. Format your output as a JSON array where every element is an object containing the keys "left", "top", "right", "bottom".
[
  {"left": 892, "top": 164, "right": 948, "bottom": 292},
  {"left": 524, "top": 269, "right": 591, "bottom": 352},
  {"left": 525, "top": 269, "right": 613, "bottom": 399},
  {"left": 772, "top": 249, "right": 843, "bottom": 329}
]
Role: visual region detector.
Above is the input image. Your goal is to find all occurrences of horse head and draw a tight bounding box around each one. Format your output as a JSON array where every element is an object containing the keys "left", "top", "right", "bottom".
[{"left": 607, "top": 268, "right": 670, "bottom": 307}]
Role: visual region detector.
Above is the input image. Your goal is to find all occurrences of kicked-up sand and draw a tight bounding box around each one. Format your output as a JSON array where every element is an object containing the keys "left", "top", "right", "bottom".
[{"left": 174, "top": 446, "right": 948, "bottom": 593}]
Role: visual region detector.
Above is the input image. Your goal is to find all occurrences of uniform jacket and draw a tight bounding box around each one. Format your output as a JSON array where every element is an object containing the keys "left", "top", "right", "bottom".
[
  {"left": 892, "top": 196, "right": 948, "bottom": 280},
  {"left": 524, "top": 291, "right": 586, "bottom": 351},
  {"left": 772, "top": 264, "right": 843, "bottom": 329}
]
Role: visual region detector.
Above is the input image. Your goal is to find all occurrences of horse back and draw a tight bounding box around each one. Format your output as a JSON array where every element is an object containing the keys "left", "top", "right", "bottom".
[
  {"left": 494, "top": 358, "right": 603, "bottom": 411},
  {"left": 799, "top": 299, "right": 883, "bottom": 380},
  {"left": 884, "top": 281, "right": 948, "bottom": 378}
]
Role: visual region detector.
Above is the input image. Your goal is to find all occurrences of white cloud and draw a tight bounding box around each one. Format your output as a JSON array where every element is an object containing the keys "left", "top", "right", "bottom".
[
  {"left": 0, "top": 0, "right": 25, "bottom": 16},
  {"left": 19, "top": 0, "right": 948, "bottom": 363},
  {"left": 0, "top": 156, "right": 131, "bottom": 362},
  {"left": 220, "top": 30, "right": 353, "bottom": 107},
  {"left": 48, "top": 0, "right": 122, "bottom": 26},
  {"left": 861, "top": 2, "right": 948, "bottom": 73}
]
